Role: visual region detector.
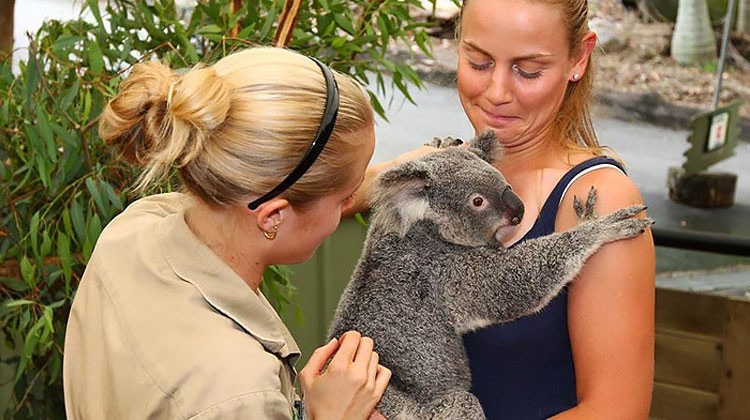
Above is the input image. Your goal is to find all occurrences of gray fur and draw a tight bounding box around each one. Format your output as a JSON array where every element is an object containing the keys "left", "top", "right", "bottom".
[{"left": 329, "top": 131, "right": 653, "bottom": 419}]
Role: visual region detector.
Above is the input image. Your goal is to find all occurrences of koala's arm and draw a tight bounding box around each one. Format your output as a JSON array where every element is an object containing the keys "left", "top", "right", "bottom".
[{"left": 443, "top": 203, "right": 652, "bottom": 334}]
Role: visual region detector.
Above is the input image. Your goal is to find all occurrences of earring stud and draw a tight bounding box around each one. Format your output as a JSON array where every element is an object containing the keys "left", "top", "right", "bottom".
[
  {"left": 263, "top": 225, "right": 278, "bottom": 240},
  {"left": 571, "top": 73, "right": 581, "bottom": 81}
]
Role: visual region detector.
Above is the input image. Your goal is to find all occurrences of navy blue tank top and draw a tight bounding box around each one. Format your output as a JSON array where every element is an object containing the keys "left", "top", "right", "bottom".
[{"left": 462, "top": 157, "right": 625, "bottom": 419}]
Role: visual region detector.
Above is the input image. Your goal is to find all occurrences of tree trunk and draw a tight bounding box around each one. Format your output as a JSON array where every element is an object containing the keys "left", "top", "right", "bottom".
[
  {"left": 0, "top": 0, "right": 15, "bottom": 60},
  {"left": 738, "top": 0, "right": 750, "bottom": 34},
  {"left": 671, "top": 0, "right": 717, "bottom": 65}
]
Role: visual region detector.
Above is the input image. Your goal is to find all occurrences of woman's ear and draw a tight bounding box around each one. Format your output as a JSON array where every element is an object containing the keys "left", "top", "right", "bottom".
[
  {"left": 251, "top": 198, "right": 290, "bottom": 235},
  {"left": 570, "top": 31, "right": 597, "bottom": 81}
]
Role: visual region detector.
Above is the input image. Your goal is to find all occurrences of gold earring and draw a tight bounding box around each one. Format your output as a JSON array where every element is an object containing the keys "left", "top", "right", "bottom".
[{"left": 263, "top": 225, "right": 278, "bottom": 240}]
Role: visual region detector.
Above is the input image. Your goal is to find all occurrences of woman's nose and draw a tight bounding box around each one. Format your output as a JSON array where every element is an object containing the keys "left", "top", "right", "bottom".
[{"left": 485, "top": 69, "right": 512, "bottom": 105}]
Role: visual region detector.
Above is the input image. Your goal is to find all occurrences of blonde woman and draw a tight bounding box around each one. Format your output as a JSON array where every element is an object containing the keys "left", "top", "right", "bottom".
[{"left": 63, "top": 47, "right": 390, "bottom": 420}]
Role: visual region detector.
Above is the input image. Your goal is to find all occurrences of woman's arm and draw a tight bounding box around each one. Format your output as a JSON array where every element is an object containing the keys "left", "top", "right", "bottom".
[{"left": 551, "top": 169, "right": 655, "bottom": 419}]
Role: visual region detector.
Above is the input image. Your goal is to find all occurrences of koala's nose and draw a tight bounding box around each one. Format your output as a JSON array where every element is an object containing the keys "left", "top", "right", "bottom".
[{"left": 502, "top": 187, "right": 524, "bottom": 225}]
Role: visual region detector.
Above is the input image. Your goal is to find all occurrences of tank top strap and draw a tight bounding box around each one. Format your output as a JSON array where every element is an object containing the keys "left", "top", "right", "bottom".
[{"left": 520, "top": 157, "right": 626, "bottom": 241}]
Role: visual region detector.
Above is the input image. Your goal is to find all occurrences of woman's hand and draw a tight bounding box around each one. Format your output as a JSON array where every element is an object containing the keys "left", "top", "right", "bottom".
[{"left": 299, "top": 331, "right": 391, "bottom": 420}]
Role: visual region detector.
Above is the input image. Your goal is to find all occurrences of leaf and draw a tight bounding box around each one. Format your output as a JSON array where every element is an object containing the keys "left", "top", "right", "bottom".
[
  {"left": 42, "top": 306, "right": 54, "bottom": 333},
  {"left": 333, "top": 13, "right": 356, "bottom": 36},
  {"left": 368, "top": 91, "right": 387, "bottom": 121},
  {"left": 62, "top": 209, "right": 74, "bottom": 239},
  {"left": 49, "top": 300, "right": 66, "bottom": 310},
  {"left": 196, "top": 24, "right": 223, "bottom": 34},
  {"left": 86, "top": 178, "right": 108, "bottom": 217},
  {"left": 85, "top": 0, "right": 105, "bottom": 28},
  {"left": 82, "top": 89, "right": 92, "bottom": 122},
  {"left": 30, "top": 212, "right": 40, "bottom": 257},
  {"left": 20, "top": 256, "right": 36, "bottom": 286},
  {"left": 41, "top": 231, "right": 52, "bottom": 258},
  {"left": 5, "top": 300, "right": 35, "bottom": 308},
  {"left": 59, "top": 78, "right": 81, "bottom": 114},
  {"left": 88, "top": 41, "right": 105, "bottom": 75},
  {"left": 102, "top": 182, "right": 124, "bottom": 211},
  {"left": 35, "top": 155, "right": 50, "bottom": 188},
  {"left": 331, "top": 37, "right": 347, "bottom": 49},
  {"left": 52, "top": 34, "right": 82, "bottom": 58},
  {"left": 37, "top": 106, "right": 57, "bottom": 163},
  {"left": 24, "top": 56, "right": 41, "bottom": 103},
  {"left": 57, "top": 232, "right": 73, "bottom": 293},
  {"left": 259, "top": 8, "right": 278, "bottom": 39},
  {"left": 354, "top": 212, "right": 368, "bottom": 227},
  {"left": 70, "top": 200, "right": 86, "bottom": 244},
  {"left": 48, "top": 352, "right": 62, "bottom": 385},
  {"left": 15, "top": 318, "right": 44, "bottom": 382}
]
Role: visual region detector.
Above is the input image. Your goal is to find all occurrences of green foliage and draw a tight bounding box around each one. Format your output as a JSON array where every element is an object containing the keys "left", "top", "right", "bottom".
[{"left": 0, "top": 0, "right": 439, "bottom": 416}]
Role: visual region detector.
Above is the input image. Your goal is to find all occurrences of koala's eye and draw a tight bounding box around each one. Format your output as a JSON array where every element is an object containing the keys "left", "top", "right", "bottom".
[{"left": 472, "top": 196, "right": 484, "bottom": 207}]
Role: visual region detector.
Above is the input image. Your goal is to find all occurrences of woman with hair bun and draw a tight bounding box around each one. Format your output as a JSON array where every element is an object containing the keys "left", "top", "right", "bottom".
[{"left": 63, "top": 47, "right": 389, "bottom": 420}]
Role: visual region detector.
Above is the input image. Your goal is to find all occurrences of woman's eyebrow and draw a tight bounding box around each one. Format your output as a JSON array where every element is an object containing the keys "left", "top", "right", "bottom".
[{"left": 462, "top": 40, "right": 554, "bottom": 61}]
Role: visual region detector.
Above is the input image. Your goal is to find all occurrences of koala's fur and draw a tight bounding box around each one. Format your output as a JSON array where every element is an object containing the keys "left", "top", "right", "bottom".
[{"left": 328, "top": 131, "right": 653, "bottom": 420}]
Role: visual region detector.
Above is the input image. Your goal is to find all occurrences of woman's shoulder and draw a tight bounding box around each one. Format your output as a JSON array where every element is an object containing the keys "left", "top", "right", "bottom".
[
  {"left": 555, "top": 158, "right": 644, "bottom": 231},
  {"left": 96, "top": 192, "right": 193, "bottom": 244}
]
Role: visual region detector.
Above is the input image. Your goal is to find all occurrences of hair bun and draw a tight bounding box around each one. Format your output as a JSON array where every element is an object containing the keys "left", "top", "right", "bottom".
[
  {"left": 163, "top": 65, "right": 232, "bottom": 167},
  {"left": 99, "top": 61, "right": 232, "bottom": 187},
  {"left": 98, "top": 60, "right": 175, "bottom": 164}
]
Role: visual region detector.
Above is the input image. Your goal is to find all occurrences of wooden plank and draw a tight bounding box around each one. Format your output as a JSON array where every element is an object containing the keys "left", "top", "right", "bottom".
[
  {"left": 656, "top": 288, "right": 727, "bottom": 338},
  {"left": 650, "top": 382, "right": 718, "bottom": 420},
  {"left": 655, "top": 330, "right": 723, "bottom": 392},
  {"left": 718, "top": 299, "right": 750, "bottom": 419}
]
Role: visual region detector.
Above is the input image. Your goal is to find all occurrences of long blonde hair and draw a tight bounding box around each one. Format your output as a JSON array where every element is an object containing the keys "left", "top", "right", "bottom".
[{"left": 99, "top": 47, "right": 374, "bottom": 208}]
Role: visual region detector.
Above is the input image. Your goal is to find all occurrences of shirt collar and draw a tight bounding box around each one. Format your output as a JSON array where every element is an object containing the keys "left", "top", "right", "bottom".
[{"left": 158, "top": 209, "right": 301, "bottom": 364}]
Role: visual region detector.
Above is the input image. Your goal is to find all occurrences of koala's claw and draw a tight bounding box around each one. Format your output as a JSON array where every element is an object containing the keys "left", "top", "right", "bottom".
[
  {"left": 427, "top": 136, "right": 465, "bottom": 149},
  {"left": 573, "top": 186, "right": 597, "bottom": 221}
]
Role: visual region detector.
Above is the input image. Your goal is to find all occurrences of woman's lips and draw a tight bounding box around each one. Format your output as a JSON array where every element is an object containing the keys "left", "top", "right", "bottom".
[{"left": 481, "top": 108, "right": 519, "bottom": 126}]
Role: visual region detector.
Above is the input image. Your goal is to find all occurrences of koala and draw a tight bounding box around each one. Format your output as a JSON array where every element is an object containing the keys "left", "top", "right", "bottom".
[{"left": 328, "top": 131, "right": 653, "bottom": 420}]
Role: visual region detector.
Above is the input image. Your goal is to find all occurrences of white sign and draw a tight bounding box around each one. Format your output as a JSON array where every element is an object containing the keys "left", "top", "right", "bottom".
[{"left": 707, "top": 112, "right": 729, "bottom": 152}]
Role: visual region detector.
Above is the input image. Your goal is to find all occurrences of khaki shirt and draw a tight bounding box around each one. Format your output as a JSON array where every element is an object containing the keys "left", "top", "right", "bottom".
[{"left": 63, "top": 193, "right": 301, "bottom": 419}]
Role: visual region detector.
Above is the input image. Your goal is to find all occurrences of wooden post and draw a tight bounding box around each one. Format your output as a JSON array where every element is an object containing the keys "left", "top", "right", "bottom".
[
  {"left": 274, "top": 0, "right": 304, "bottom": 47},
  {"left": 0, "top": 0, "right": 15, "bottom": 60},
  {"left": 229, "top": 0, "right": 243, "bottom": 38}
]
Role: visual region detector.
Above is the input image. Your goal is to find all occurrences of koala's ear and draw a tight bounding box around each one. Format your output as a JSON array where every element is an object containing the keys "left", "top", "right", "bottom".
[
  {"left": 469, "top": 130, "right": 503, "bottom": 164},
  {"left": 372, "top": 160, "right": 431, "bottom": 228},
  {"left": 375, "top": 160, "right": 431, "bottom": 201}
]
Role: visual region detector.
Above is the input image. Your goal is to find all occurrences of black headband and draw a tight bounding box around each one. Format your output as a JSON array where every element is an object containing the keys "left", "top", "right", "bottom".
[{"left": 247, "top": 57, "right": 340, "bottom": 210}]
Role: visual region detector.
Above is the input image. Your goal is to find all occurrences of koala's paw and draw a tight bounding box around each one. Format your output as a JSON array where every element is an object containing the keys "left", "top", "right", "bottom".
[
  {"left": 426, "top": 390, "right": 486, "bottom": 420},
  {"left": 573, "top": 186, "right": 597, "bottom": 221},
  {"left": 426, "top": 136, "right": 464, "bottom": 149},
  {"left": 595, "top": 204, "right": 654, "bottom": 241},
  {"left": 574, "top": 186, "right": 653, "bottom": 243}
]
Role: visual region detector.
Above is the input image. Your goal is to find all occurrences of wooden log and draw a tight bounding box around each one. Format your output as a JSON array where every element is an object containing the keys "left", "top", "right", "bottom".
[{"left": 667, "top": 167, "right": 737, "bottom": 208}]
